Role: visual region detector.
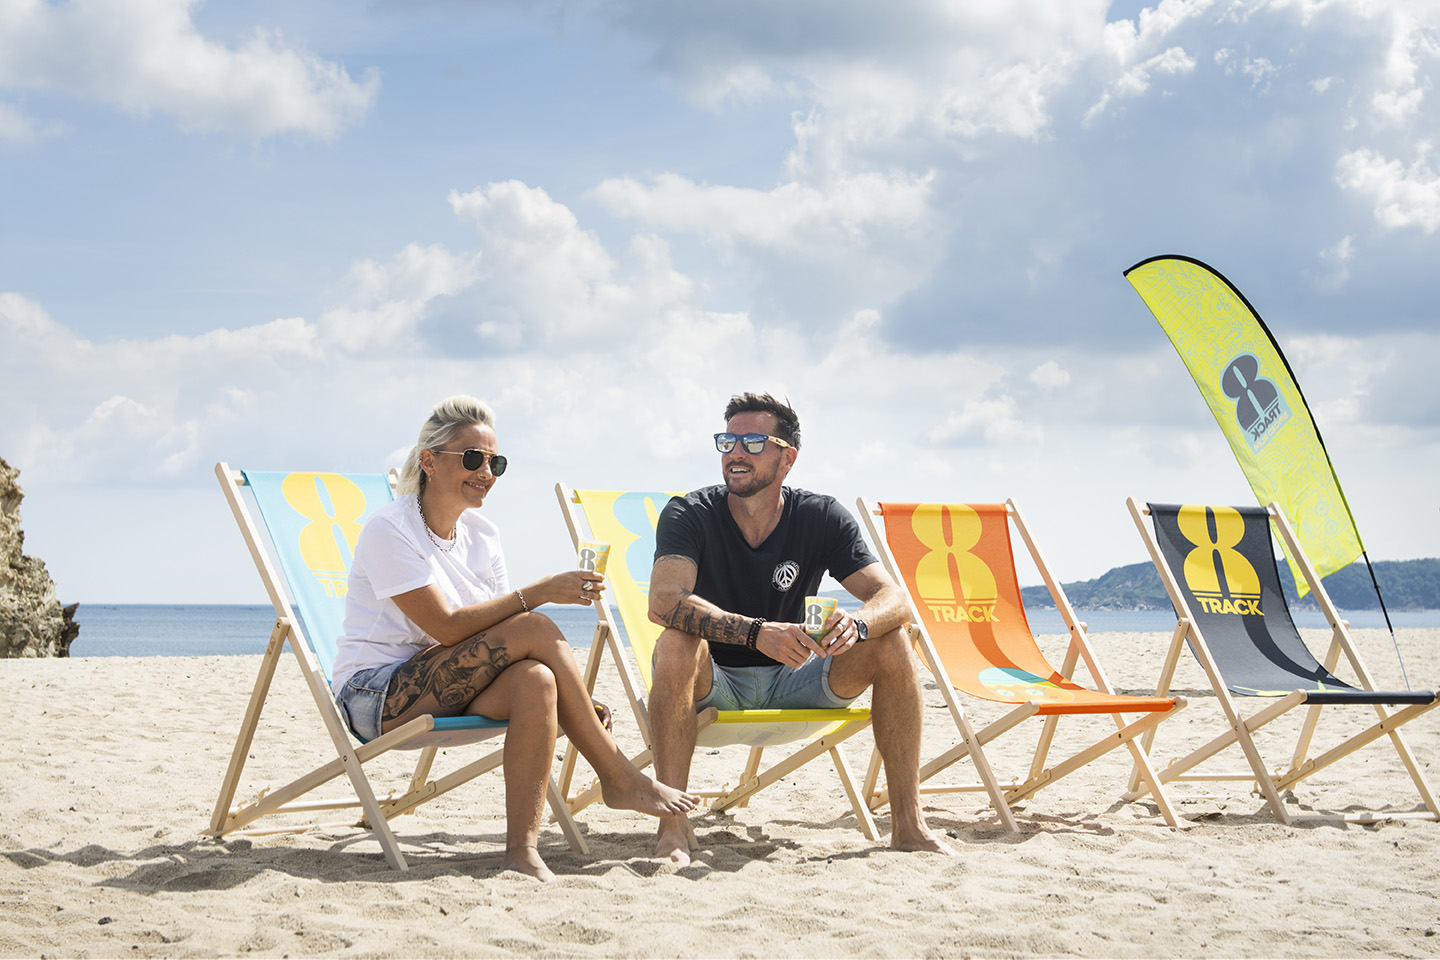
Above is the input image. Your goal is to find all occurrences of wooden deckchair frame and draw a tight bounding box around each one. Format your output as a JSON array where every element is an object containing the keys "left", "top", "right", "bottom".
[
  {"left": 1125, "top": 497, "right": 1440, "bottom": 824},
  {"left": 858, "top": 497, "right": 1186, "bottom": 831},
  {"left": 554, "top": 484, "right": 880, "bottom": 841},
  {"left": 207, "top": 462, "right": 587, "bottom": 871}
]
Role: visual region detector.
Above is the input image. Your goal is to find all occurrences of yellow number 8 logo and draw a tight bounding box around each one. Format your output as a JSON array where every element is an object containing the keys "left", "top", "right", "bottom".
[
  {"left": 281, "top": 473, "right": 368, "bottom": 575},
  {"left": 910, "top": 504, "right": 996, "bottom": 603},
  {"left": 1176, "top": 504, "right": 1260, "bottom": 597}
]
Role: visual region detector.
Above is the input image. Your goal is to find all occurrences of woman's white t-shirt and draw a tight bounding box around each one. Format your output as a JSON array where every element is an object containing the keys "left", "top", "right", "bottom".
[{"left": 330, "top": 493, "right": 509, "bottom": 694}]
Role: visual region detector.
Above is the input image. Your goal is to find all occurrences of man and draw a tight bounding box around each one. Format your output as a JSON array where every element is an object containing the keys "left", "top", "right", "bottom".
[{"left": 646, "top": 392, "right": 954, "bottom": 864}]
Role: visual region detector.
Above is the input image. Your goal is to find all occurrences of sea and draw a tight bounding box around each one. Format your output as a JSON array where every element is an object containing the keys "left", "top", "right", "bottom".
[{"left": 69, "top": 603, "right": 1440, "bottom": 658}]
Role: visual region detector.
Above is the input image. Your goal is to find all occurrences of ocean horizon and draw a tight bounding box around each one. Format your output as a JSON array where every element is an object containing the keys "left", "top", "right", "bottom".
[{"left": 68, "top": 602, "right": 1440, "bottom": 659}]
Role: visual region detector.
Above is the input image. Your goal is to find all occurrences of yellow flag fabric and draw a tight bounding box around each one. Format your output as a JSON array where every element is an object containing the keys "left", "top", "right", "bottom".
[{"left": 1125, "top": 255, "right": 1364, "bottom": 594}]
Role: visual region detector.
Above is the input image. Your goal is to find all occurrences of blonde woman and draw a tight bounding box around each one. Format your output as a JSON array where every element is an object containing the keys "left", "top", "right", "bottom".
[{"left": 332, "top": 396, "right": 696, "bottom": 881}]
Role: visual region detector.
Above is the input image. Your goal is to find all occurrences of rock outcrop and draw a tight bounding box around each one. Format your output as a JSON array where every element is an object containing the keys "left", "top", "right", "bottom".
[{"left": 1, "top": 457, "right": 78, "bottom": 657}]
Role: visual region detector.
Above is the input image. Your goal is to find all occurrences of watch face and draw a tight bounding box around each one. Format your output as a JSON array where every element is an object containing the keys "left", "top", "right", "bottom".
[{"left": 856, "top": 618, "right": 868, "bottom": 641}]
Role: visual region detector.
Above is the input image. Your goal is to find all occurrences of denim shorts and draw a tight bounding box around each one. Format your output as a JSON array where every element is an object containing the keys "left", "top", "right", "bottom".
[
  {"left": 334, "top": 660, "right": 406, "bottom": 743},
  {"left": 696, "top": 655, "right": 856, "bottom": 712}
]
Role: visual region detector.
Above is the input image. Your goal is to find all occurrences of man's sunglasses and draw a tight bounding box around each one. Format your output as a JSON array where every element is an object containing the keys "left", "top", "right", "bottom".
[
  {"left": 434, "top": 449, "right": 508, "bottom": 476},
  {"left": 713, "top": 433, "right": 793, "bottom": 455}
]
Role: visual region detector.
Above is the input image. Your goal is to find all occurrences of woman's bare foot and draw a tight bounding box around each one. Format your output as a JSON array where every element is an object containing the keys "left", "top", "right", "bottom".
[
  {"left": 599, "top": 768, "right": 699, "bottom": 817},
  {"left": 501, "top": 844, "right": 556, "bottom": 882},
  {"left": 654, "top": 816, "right": 692, "bottom": 866}
]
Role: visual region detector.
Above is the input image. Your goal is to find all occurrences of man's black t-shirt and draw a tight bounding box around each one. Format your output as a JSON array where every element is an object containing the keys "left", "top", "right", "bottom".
[{"left": 653, "top": 484, "right": 876, "bottom": 668}]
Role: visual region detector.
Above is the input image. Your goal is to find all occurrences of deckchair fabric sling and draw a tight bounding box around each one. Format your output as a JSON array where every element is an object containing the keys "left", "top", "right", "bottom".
[
  {"left": 1149, "top": 502, "right": 1431, "bottom": 705},
  {"left": 555, "top": 485, "right": 879, "bottom": 839},
  {"left": 208, "top": 463, "right": 587, "bottom": 871},
  {"left": 860, "top": 499, "right": 1185, "bottom": 830},
  {"left": 1126, "top": 497, "right": 1440, "bottom": 824}
]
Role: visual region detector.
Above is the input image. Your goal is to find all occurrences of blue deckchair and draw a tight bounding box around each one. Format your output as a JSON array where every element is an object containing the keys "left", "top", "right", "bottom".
[
  {"left": 208, "top": 463, "right": 587, "bottom": 870},
  {"left": 1126, "top": 498, "right": 1439, "bottom": 823}
]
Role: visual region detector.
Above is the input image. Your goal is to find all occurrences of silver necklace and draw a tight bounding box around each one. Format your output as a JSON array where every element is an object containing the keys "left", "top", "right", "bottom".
[{"left": 416, "top": 495, "right": 457, "bottom": 552}]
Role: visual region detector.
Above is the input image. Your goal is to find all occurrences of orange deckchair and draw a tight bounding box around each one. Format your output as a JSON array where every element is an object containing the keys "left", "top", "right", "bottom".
[{"left": 858, "top": 498, "right": 1186, "bottom": 830}]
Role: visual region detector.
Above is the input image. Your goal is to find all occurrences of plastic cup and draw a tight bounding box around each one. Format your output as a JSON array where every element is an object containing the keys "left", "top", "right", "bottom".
[
  {"left": 577, "top": 541, "right": 610, "bottom": 575},
  {"left": 803, "top": 596, "right": 837, "bottom": 645}
]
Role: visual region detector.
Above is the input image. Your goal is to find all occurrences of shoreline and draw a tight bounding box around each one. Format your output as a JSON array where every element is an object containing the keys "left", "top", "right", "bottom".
[{"left": 4, "top": 628, "right": 1439, "bottom": 957}]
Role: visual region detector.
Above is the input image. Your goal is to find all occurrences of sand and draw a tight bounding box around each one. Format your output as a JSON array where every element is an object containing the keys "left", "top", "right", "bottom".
[{"left": 3, "top": 626, "right": 1440, "bottom": 958}]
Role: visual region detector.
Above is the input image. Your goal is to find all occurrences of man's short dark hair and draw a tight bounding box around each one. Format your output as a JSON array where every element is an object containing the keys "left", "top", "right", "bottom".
[{"left": 723, "top": 392, "right": 801, "bottom": 449}]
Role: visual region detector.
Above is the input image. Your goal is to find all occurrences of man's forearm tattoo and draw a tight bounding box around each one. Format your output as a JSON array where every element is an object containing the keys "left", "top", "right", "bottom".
[
  {"left": 384, "top": 634, "right": 511, "bottom": 720},
  {"left": 661, "top": 589, "right": 750, "bottom": 645}
]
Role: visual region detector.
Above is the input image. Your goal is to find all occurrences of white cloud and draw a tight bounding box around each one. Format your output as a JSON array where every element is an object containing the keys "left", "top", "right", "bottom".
[
  {"left": 592, "top": 167, "right": 941, "bottom": 323},
  {"left": 0, "top": 0, "right": 377, "bottom": 140},
  {"left": 593, "top": 169, "right": 934, "bottom": 258},
  {"left": 1086, "top": 45, "right": 1197, "bottom": 123},
  {"left": 448, "top": 180, "right": 694, "bottom": 349},
  {"left": 0, "top": 98, "right": 62, "bottom": 143},
  {"left": 1336, "top": 145, "right": 1440, "bottom": 232},
  {"left": 1029, "top": 361, "right": 1071, "bottom": 390},
  {"left": 1314, "top": 234, "right": 1356, "bottom": 289},
  {"left": 1216, "top": 49, "right": 1280, "bottom": 89},
  {"left": 319, "top": 243, "right": 481, "bottom": 353}
]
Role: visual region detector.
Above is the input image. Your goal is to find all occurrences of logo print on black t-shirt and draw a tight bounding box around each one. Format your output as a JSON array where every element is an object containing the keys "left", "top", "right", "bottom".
[{"left": 772, "top": 560, "right": 800, "bottom": 591}]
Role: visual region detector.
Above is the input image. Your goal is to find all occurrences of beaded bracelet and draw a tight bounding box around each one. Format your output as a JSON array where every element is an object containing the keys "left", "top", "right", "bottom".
[{"left": 745, "top": 617, "right": 765, "bottom": 650}]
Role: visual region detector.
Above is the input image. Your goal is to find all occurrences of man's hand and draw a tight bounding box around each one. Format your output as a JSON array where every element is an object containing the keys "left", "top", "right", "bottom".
[
  {"left": 756, "top": 621, "right": 824, "bottom": 667},
  {"left": 816, "top": 611, "right": 863, "bottom": 658}
]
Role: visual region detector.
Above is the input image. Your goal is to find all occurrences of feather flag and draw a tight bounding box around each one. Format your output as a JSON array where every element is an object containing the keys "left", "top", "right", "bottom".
[{"left": 1124, "top": 254, "right": 1363, "bottom": 595}]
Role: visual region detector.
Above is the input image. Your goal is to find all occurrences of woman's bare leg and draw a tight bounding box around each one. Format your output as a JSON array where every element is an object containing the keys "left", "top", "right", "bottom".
[
  {"left": 464, "top": 660, "right": 559, "bottom": 882},
  {"left": 383, "top": 612, "right": 697, "bottom": 816}
]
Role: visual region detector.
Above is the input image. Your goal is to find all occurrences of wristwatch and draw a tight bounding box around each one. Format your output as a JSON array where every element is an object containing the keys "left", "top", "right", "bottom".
[{"left": 854, "top": 618, "right": 869, "bottom": 642}]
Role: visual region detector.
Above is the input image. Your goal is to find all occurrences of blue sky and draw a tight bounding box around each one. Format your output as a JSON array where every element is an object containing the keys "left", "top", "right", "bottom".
[{"left": 2, "top": 0, "right": 1437, "bottom": 604}]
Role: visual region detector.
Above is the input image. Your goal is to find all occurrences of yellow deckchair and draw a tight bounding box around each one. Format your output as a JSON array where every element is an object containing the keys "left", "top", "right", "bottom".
[
  {"left": 554, "top": 485, "right": 880, "bottom": 839},
  {"left": 858, "top": 498, "right": 1186, "bottom": 830},
  {"left": 208, "top": 463, "right": 587, "bottom": 871},
  {"left": 1126, "top": 497, "right": 1440, "bottom": 823}
]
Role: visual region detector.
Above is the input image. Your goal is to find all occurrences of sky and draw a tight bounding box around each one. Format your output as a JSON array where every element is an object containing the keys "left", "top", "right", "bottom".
[{"left": 2, "top": 0, "right": 1438, "bottom": 605}]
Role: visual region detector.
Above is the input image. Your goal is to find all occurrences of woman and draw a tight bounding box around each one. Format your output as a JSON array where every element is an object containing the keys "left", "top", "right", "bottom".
[{"left": 331, "top": 395, "right": 696, "bottom": 881}]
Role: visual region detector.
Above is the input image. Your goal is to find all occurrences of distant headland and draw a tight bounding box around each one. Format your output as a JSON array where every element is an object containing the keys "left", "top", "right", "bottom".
[{"left": 1020, "top": 558, "right": 1440, "bottom": 612}]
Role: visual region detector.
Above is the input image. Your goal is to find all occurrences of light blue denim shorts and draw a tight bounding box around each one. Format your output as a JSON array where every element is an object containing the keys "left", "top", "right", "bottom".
[
  {"left": 696, "top": 655, "right": 856, "bottom": 712},
  {"left": 334, "top": 660, "right": 407, "bottom": 743}
]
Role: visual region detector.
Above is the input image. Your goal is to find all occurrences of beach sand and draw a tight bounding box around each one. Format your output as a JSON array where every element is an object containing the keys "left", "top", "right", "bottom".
[{"left": 3, "top": 626, "right": 1440, "bottom": 958}]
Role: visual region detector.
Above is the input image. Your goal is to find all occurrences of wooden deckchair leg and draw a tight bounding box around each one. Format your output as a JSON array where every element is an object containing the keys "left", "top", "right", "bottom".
[
  {"left": 208, "top": 618, "right": 290, "bottom": 837},
  {"left": 1121, "top": 724, "right": 1184, "bottom": 827},
  {"left": 829, "top": 745, "right": 880, "bottom": 841},
  {"left": 862, "top": 745, "right": 884, "bottom": 807},
  {"left": 710, "top": 720, "right": 872, "bottom": 815},
  {"left": 1029, "top": 714, "right": 1061, "bottom": 783},
  {"left": 1005, "top": 708, "right": 1173, "bottom": 805},
  {"left": 1126, "top": 620, "right": 1189, "bottom": 796},
  {"left": 408, "top": 746, "right": 439, "bottom": 799},
  {"left": 1030, "top": 626, "right": 1085, "bottom": 781},
  {"left": 560, "top": 620, "right": 612, "bottom": 800},
  {"left": 1126, "top": 692, "right": 1306, "bottom": 799},
  {"left": 736, "top": 747, "right": 764, "bottom": 809},
  {"left": 1272, "top": 700, "right": 1440, "bottom": 796},
  {"left": 1290, "top": 630, "right": 1345, "bottom": 771},
  {"left": 289, "top": 641, "right": 415, "bottom": 871},
  {"left": 546, "top": 776, "right": 590, "bottom": 855}
]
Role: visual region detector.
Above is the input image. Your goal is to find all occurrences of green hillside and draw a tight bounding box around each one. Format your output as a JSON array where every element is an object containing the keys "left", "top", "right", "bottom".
[{"left": 1019, "top": 558, "right": 1440, "bottom": 611}]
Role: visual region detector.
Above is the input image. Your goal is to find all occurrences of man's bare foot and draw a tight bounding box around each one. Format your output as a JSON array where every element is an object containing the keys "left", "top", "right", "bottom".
[
  {"left": 599, "top": 768, "right": 699, "bottom": 817},
  {"left": 501, "top": 844, "right": 556, "bottom": 882},
  {"left": 655, "top": 816, "right": 692, "bottom": 866},
  {"left": 890, "top": 823, "right": 957, "bottom": 855}
]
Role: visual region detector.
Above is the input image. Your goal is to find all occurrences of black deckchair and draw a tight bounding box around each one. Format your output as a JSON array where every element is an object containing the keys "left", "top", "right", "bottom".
[{"left": 1124, "top": 498, "right": 1439, "bottom": 823}]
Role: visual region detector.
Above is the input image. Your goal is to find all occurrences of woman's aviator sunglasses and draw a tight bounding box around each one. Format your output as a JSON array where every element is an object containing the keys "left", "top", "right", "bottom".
[
  {"left": 435, "top": 448, "right": 508, "bottom": 476},
  {"left": 713, "top": 432, "right": 793, "bottom": 455}
]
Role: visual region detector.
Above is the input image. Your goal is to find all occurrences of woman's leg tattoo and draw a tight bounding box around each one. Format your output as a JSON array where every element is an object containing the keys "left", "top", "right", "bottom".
[{"left": 384, "top": 634, "right": 512, "bottom": 721}]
